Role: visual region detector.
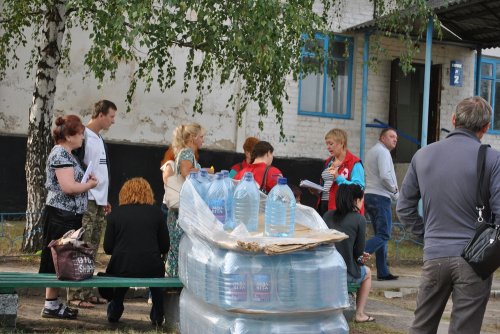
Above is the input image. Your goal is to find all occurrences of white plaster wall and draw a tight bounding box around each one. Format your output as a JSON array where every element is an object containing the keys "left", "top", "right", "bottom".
[
  {"left": 483, "top": 48, "right": 500, "bottom": 58},
  {"left": 0, "top": 29, "right": 238, "bottom": 151}
]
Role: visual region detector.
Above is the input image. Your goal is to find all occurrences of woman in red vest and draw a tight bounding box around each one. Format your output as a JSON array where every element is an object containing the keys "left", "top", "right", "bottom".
[
  {"left": 316, "top": 128, "right": 365, "bottom": 217},
  {"left": 235, "top": 141, "right": 282, "bottom": 194}
]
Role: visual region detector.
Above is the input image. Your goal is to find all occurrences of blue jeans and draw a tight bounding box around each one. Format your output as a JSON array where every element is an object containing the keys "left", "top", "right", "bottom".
[{"left": 364, "top": 193, "right": 392, "bottom": 277}]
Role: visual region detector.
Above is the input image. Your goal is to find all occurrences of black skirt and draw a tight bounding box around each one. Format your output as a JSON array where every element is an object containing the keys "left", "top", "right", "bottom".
[{"left": 39, "top": 205, "right": 83, "bottom": 274}]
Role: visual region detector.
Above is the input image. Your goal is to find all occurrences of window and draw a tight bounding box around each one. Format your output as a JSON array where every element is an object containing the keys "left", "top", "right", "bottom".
[
  {"left": 298, "top": 34, "right": 353, "bottom": 119},
  {"left": 480, "top": 58, "right": 500, "bottom": 132}
]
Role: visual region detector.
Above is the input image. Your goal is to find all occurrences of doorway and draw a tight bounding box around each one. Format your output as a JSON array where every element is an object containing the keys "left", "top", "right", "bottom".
[{"left": 389, "top": 59, "right": 442, "bottom": 162}]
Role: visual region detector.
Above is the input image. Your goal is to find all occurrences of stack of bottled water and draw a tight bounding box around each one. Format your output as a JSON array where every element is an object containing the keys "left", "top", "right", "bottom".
[
  {"left": 179, "top": 234, "right": 348, "bottom": 312},
  {"left": 180, "top": 288, "right": 349, "bottom": 334}
]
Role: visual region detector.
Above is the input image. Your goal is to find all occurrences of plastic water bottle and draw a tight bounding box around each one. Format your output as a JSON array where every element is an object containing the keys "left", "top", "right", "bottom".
[
  {"left": 264, "top": 177, "right": 296, "bottom": 237},
  {"left": 187, "top": 171, "right": 205, "bottom": 201},
  {"left": 218, "top": 251, "right": 249, "bottom": 308},
  {"left": 250, "top": 255, "right": 273, "bottom": 308},
  {"left": 233, "top": 172, "right": 260, "bottom": 232},
  {"left": 207, "top": 172, "right": 228, "bottom": 226},
  {"left": 198, "top": 169, "right": 211, "bottom": 202},
  {"left": 221, "top": 170, "right": 234, "bottom": 229}
]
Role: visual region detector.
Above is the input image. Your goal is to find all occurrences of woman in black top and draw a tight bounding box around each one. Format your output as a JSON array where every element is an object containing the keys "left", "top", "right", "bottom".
[
  {"left": 323, "top": 184, "right": 374, "bottom": 323},
  {"left": 100, "top": 177, "right": 170, "bottom": 326}
]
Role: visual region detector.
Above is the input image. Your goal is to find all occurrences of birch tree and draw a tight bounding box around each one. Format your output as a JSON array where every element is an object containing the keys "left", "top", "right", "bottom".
[{"left": 0, "top": 0, "right": 436, "bottom": 252}]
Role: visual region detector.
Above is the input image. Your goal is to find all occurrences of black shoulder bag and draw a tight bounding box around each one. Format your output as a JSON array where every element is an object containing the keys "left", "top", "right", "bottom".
[{"left": 461, "top": 144, "right": 500, "bottom": 280}]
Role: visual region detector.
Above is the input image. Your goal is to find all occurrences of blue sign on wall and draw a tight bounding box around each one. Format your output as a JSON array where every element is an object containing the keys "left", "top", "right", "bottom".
[{"left": 450, "top": 61, "right": 463, "bottom": 87}]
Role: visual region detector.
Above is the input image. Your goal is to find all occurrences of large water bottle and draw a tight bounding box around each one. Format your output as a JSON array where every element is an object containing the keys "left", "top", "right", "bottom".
[
  {"left": 207, "top": 172, "right": 229, "bottom": 226},
  {"left": 221, "top": 170, "right": 235, "bottom": 230},
  {"left": 187, "top": 171, "right": 205, "bottom": 201},
  {"left": 198, "top": 169, "right": 211, "bottom": 202},
  {"left": 218, "top": 251, "right": 250, "bottom": 309},
  {"left": 250, "top": 254, "right": 274, "bottom": 308},
  {"left": 233, "top": 172, "right": 260, "bottom": 232},
  {"left": 264, "top": 177, "right": 296, "bottom": 237}
]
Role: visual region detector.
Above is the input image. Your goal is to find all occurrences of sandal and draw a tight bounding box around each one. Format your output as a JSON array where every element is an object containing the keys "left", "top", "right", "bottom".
[
  {"left": 68, "top": 299, "right": 95, "bottom": 309},
  {"left": 88, "top": 296, "right": 108, "bottom": 305},
  {"left": 354, "top": 316, "right": 376, "bottom": 323}
]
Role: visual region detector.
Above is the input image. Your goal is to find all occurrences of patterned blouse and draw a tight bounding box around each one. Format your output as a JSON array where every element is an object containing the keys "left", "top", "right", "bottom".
[
  {"left": 176, "top": 148, "right": 201, "bottom": 173},
  {"left": 45, "top": 145, "right": 87, "bottom": 214}
]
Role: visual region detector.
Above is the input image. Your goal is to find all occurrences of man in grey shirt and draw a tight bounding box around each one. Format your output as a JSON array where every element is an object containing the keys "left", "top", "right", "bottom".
[
  {"left": 364, "top": 128, "right": 399, "bottom": 280},
  {"left": 397, "top": 96, "right": 500, "bottom": 334}
]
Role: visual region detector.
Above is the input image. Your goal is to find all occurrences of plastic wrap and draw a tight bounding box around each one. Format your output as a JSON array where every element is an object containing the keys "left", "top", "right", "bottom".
[
  {"left": 178, "top": 179, "right": 347, "bottom": 252},
  {"left": 178, "top": 234, "right": 349, "bottom": 312},
  {"left": 180, "top": 288, "right": 349, "bottom": 334}
]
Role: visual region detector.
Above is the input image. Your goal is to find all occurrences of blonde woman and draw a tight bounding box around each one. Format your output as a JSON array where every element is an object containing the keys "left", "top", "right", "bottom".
[
  {"left": 165, "top": 123, "right": 205, "bottom": 277},
  {"left": 100, "top": 177, "right": 169, "bottom": 325}
]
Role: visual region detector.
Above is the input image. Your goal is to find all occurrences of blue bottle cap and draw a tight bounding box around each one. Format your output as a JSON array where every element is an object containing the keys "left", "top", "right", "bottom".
[
  {"left": 244, "top": 172, "right": 254, "bottom": 181},
  {"left": 278, "top": 177, "right": 287, "bottom": 185},
  {"left": 200, "top": 169, "right": 208, "bottom": 176}
]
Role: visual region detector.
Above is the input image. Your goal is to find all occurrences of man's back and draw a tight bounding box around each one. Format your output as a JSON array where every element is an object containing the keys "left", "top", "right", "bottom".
[{"left": 397, "top": 128, "right": 500, "bottom": 261}]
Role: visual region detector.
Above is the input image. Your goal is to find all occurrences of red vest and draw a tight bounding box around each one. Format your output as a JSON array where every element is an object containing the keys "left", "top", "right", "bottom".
[{"left": 321, "top": 150, "right": 361, "bottom": 211}]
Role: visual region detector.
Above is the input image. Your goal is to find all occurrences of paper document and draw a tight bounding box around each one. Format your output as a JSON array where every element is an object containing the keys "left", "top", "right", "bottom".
[
  {"left": 80, "top": 161, "right": 93, "bottom": 183},
  {"left": 299, "top": 179, "right": 323, "bottom": 192}
]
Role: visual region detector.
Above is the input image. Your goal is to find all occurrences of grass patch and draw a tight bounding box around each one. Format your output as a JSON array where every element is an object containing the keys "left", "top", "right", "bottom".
[{"left": 350, "top": 321, "right": 405, "bottom": 334}]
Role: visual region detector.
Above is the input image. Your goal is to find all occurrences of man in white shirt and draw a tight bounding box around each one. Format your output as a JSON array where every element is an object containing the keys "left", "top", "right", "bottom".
[
  {"left": 68, "top": 100, "right": 116, "bottom": 308},
  {"left": 364, "top": 128, "right": 399, "bottom": 281}
]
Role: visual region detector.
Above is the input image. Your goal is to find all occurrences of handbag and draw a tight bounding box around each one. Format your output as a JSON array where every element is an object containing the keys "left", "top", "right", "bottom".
[
  {"left": 49, "top": 227, "right": 96, "bottom": 281},
  {"left": 165, "top": 149, "right": 187, "bottom": 209},
  {"left": 461, "top": 144, "right": 500, "bottom": 280}
]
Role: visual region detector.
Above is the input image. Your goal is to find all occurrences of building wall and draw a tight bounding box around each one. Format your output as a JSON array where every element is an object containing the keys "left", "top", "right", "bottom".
[{"left": 2, "top": 0, "right": 499, "bottom": 163}]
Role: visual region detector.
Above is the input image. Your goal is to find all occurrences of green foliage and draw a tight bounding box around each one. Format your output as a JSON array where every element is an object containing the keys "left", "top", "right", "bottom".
[{"left": 0, "top": 0, "right": 440, "bottom": 136}]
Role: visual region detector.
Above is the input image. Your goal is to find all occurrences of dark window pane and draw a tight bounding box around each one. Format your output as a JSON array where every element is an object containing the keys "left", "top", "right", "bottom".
[
  {"left": 496, "top": 64, "right": 500, "bottom": 79},
  {"left": 481, "top": 63, "right": 493, "bottom": 77},
  {"left": 494, "top": 82, "right": 500, "bottom": 130},
  {"left": 329, "top": 40, "right": 348, "bottom": 59},
  {"left": 480, "top": 79, "right": 492, "bottom": 103},
  {"left": 325, "top": 62, "right": 348, "bottom": 115},
  {"left": 304, "top": 38, "right": 324, "bottom": 54}
]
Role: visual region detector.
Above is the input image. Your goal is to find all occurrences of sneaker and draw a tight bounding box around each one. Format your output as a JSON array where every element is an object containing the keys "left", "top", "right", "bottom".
[
  {"left": 41, "top": 303, "right": 78, "bottom": 319},
  {"left": 377, "top": 274, "right": 399, "bottom": 281}
]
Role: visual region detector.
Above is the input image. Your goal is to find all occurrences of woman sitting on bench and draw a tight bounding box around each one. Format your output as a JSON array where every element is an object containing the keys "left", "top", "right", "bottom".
[
  {"left": 99, "top": 177, "right": 170, "bottom": 326},
  {"left": 323, "top": 184, "right": 374, "bottom": 323}
]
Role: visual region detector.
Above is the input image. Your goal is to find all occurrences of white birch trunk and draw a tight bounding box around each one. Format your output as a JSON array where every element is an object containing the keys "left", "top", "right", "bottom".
[{"left": 23, "top": 1, "right": 67, "bottom": 252}]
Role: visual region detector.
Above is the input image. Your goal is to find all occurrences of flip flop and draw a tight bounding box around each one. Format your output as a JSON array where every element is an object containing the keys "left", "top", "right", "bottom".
[
  {"left": 68, "top": 300, "right": 94, "bottom": 309},
  {"left": 354, "top": 316, "right": 375, "bottom": 323},
  {"left": 88, "top": 296, "right": 108, "bottom": 305}
]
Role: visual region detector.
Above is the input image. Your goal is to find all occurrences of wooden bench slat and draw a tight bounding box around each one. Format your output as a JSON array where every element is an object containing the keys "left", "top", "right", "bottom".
[{"left": 0, "top": 272, "right": 183, "bottom": 289}]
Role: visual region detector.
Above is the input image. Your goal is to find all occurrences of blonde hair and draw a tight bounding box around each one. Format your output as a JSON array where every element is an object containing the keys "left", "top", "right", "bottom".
[
  {"left": 171, "top": 123, "right": 205, "bottom": 155},
  {"left": 118, "top": 177, "right": 155, "bottom": 206},
  {"left": 325, "top": 128, "right": 347, "bottom": 149}
]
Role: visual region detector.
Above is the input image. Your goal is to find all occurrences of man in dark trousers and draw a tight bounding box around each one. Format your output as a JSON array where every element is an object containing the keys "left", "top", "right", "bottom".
[{"left": 397, "top": 96, "right": 500, "bottom": 334}]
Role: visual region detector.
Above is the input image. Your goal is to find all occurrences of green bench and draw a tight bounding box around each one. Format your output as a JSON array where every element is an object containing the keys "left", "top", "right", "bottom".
[
  {"left": 344, "top": 282, "right": 361, "bottom": 322},
  {"left": 0, "top": 271, "right": 183, "bottom": 327}
]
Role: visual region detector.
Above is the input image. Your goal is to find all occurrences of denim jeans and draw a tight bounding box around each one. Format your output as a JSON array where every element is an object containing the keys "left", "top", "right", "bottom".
[{"left": 364, "top": 193, "right": 392, "bottom": 277}]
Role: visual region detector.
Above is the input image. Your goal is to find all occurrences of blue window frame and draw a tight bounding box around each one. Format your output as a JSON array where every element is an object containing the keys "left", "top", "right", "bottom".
[
  {"left": 480, "top": 58, "right": 500, "bottom": 133},
  {"left": 298, "top": 34, "right": 354, "bottom": 119}
]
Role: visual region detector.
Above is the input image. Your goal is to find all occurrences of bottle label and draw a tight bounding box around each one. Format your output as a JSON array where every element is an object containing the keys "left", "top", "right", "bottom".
[
  {"left": 225, "top": 274, "right": 247, "bottom": 301},
  {"left": 208, "top": 199, "right": 226, "bottom": 223},
  {"left": 252, "top": 274, "right": 271, "bottom": 302}
]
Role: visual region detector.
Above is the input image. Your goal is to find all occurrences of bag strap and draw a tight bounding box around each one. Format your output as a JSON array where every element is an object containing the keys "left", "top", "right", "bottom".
[
  {"left": 475, "top": 144, "right": 490, "bottom": 223},
  {"left": 260, "top": 165, "right": 271, "bottom": 193}
]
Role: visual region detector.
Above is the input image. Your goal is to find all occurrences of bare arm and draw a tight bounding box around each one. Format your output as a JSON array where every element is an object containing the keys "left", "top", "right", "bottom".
[
  {"left": 55, "top": 167, "right": 97, "bottom": 195},
  {"left": 162, "top": 164, "right": 174, "bottom": 184},
  {"left": 179, "top": 159, "right": 198, "bottom": 178}
]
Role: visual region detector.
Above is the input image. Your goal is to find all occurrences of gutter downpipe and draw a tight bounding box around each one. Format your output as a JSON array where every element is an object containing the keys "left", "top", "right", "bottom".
[
  {"left": 360, "top": 31, "right": 370, "bottom": 161},
  {"left": 475, "top": 48, "right": 482, "bottom": 95},
  {"left": 421, "top": 16, "right": 433, "bottom": 148}
]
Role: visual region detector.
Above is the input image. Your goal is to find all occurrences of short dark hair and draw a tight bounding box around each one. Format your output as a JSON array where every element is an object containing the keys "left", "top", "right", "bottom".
[
  {"left": 379, "top": 127, "right": 396, "bottom": 139},
  {"left": 251, "top": 141, "right": 274, "bottom": 163},
  {"left": 92, "top": 100, "right": 117, "bottom": 119},
  {"left": 334, "top": 184, "right": 364, "bottom": 216},
  {"left": 52, "top": 115, "right": 84, "bottom": 144}
]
